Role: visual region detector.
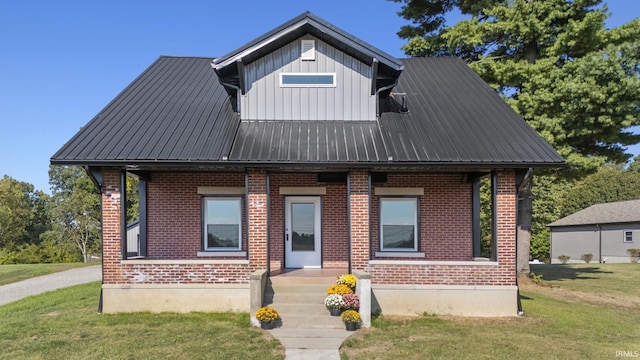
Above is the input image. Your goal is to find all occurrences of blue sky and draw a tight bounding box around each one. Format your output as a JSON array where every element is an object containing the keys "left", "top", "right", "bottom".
[{"left": 0, "top": 1, "right": 638, "bottom": 193}]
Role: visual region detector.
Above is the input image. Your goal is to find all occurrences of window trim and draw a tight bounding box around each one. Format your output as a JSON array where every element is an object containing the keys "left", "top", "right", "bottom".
[
  {"left": 623, "top": 230, "right": 634, "bottom": 243},
  {"left": 202, "top": 196, "right": 243, "bottom": 251},
  {"left": 279, "top": 72, "right": 336, "bottom": 88},
  {"left": 379, "top": 197, "right": 419, "bottom": 252}
]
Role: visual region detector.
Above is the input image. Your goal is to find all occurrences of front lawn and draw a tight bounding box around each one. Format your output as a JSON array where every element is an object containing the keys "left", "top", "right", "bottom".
[
  {"left": 0, "top": 282, "right": 284, "bottom": 360},
  {"left": 340, "top": 264, "right": 640, "bottom": 359}
]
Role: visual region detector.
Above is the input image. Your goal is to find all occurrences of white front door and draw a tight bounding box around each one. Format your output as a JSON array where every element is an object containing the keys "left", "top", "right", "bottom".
[{"left": 285, "top": 196, "right": 321, "bottom": 268}]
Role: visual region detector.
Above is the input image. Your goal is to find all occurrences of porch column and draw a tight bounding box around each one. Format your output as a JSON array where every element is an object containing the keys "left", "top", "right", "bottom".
[
  {"left": 248, "top": 171, "right": 268, "bottom": 271},
  {"left": 349, "top": 171, "right": 370, "bottom": 271},
  {"left": 496, "top": 170, "right": 517, "bottom": 284},
  {"left": 101, "top": 168, "right": 122, "bottom": 285}
]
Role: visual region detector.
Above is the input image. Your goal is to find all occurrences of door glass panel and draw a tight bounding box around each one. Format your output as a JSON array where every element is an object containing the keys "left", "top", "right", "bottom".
[{"left": 291, "top": 203, "right": 315, "bottom": 251}]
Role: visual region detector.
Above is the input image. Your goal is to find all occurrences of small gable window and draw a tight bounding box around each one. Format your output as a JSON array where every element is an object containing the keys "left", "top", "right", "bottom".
[{"left": 280, "top": 73, "right": 336, "bottom": 87}]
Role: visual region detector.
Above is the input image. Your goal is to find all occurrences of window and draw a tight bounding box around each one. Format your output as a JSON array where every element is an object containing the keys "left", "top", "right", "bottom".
[
  {"left": 624, "top": 230, "right": 634, "bottom": 243},
  {"left": 203, "top": 197, "right": 242, "bottom": 250},
  {"left": 380, "top": 198, "right": 418, "bottom": 251},
  {"left": 280, "top": 73, "right": 336, "bottom": 87}
]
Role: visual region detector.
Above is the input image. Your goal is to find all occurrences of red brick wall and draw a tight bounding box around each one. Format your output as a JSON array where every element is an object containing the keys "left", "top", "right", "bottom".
[
  {"left": 350, "top": 171, "right": 370, "bottom": 270},
  {"left": 102, "top": 171, "right": 251, "bottom": 285},
  {"left": 269, "top": 173, "right": 349, "bottom": 271},
  {"left": 102, "top": 168, "right": 124, "bottom": 283},
  {"left": 147, "top": 172, "right": 245, "bottom": 259},
  {"left": 248, "top": 171, "right": 268, "bottom": 271},
  {"left": 367, "top": 170, "right": 517, "bottom": 286},
  {"left": 371, "top": 173, "right": 472, "bottom": 261}
]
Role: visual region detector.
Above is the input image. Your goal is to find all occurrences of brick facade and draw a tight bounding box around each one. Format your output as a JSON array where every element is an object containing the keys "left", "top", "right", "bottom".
[
  {"left": 371, "top": 173, "right": 472, "bottom": 261},
  {"left": 102, "top": 171, "right": 251, "bottom": 285},
  {"left": 102, "top": 169, "right": 517, "bottom": 288},
  {"left": 367, "top": 170, "right": 517, "bottom": 286},
  {"left": 268, "top": 173, "right": 349, "bottom": 271}
]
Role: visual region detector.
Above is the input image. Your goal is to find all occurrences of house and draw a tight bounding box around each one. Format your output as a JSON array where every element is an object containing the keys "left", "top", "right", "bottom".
[
  {"left": 548, "top": 200, "right": 640, "bottom": 263},
  {"left": 51, "top": 12, "right": 564, "bottom": 321}
]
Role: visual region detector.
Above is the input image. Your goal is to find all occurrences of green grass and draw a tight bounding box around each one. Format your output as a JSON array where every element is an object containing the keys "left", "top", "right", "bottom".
[
  {"left": 341, "top": 264, "right": 640, "bottom": 359},
  {"left": 0, "top": 263, "right": 99, "bottom": 286},
  {"left": 0, "top": 282, "right": 284, "bottom": 360},
  {"left": 530, "top": 263, "right": 640, "bottom": 298}
]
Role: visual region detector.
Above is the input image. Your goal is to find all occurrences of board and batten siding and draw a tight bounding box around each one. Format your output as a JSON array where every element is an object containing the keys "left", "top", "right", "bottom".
[{"left": 241, "top": 35, "right": 376, "bottom": 120}]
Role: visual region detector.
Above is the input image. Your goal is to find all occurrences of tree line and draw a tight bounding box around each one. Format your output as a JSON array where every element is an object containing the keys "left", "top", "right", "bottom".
[{"left": 0, "top": 167, "right": 139, "bottom": 264}]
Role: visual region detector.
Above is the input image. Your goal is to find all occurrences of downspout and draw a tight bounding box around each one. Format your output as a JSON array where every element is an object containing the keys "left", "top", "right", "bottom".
[
  {"left": 84, "top": 166, "right": 104, "bottom": 313},
  {"left": 266, "top": 172, "right": 271, "bottom": 274},
  {"left": 515, "top": 168, "right": 532, "bottom": 316},
  {"left": 596, "top": 223, "right": 602, "bottom": 263},
  {"left": 347, "top": 173, "right": 352, "bottom": 274}
]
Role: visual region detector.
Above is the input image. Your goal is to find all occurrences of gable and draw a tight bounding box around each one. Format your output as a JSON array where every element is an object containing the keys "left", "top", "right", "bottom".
[{"left": 242, "top": 35, "right": 376, "bottom": 121}]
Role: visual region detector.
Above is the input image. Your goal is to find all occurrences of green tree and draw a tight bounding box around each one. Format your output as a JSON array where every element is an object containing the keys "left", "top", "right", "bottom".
[
  {"left": 560, "top": 165, "right": 640, "bottom": 217},
  {"left": 391, "top": 0, "right": 640, "bottom": 274},
  {"left": 629, "top": 155, "right": 640, "bottom": 172},
  {"left": 44, "top": 166, "right": 101, "bottom": 262},
  {"left": 0, "top": 175, "right": 49, "bottom": 250}
]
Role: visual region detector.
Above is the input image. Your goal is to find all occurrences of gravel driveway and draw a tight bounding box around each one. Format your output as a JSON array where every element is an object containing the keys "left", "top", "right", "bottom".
[{"left": 0, "top": 265, "right": 102, "bottom": 306}]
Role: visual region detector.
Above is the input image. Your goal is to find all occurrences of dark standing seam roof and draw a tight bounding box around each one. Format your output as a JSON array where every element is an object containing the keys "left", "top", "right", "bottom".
[
  {"left": 378, "top": 58, "right": 564, "bottom": 164},
  {"left": 229, "top": 121, "right": 387, "bottom": 162},
  {"left": 52, "top": 56, "right": 564, "bottom": 167},
  {"left": 51, "top": 56, "right": 238, "bottom": 164}
]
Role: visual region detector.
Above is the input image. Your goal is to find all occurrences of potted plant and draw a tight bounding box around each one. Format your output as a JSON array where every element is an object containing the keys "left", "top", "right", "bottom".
[
  {"left": 326, "top": 284, "right": 353, "bottom": 296},
  {"left": 341, "top": 309, "right": 361, "bottom": 331},
  {"left": 336, "top": 273, "right": 357, "bottom": 291},
  {"left": 342, "top": 293, "right": 359, "bottom": 311},
  {"left": 324, "top": 294, "right": 345, "bottom": 316},
  {"left": 255, "top": 306, "right": 280, "bottom": 329}
]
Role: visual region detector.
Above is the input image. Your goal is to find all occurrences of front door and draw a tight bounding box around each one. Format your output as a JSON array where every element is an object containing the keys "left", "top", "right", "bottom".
[{"left": 285, "top": 196, "right": 321, "bottom": 268}]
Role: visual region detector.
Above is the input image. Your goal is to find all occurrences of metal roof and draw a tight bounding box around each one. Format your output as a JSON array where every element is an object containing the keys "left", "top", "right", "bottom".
[
  {"left": 229, "top": 121, "right": 388, "bottom": 163},
  {"left": 378, "top": 57, "right": 564, "bottom": 164},
  {"left": 52, "top": 56, "right": 239, "bottom": 164},
  {"left": 548, "top": 200, "right": 640, "bottom": 227},
  {"left": 52, "top": 56, "right": 564, "bottom": 168}
]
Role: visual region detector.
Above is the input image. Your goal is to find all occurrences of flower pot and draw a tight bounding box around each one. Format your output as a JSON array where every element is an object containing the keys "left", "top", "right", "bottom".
[
  {"left": 345, "top": 322, "right": 358, "bottom": 331},
  {"left": 260, "top": 321, "right": 275, "bottom": 330},
  {"left": 329, "top": 308, "right": 342, "bottom": 316}
]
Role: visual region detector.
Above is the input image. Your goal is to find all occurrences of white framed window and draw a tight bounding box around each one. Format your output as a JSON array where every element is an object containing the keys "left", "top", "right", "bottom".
[
  {"left": 280, "top": 73, "right": 336, "bottom": 87},
  {"left": 624, "top": 230, "right": 633, "bottom": 243},
  {"left": 203, "top": 197, "right": 242, "bottom": 251},
  {"left": 301, "top": 39, "right": 315, "bottom": 60},
  {"left": 380, "top": 197, "right": 418, "bottom": 251}
]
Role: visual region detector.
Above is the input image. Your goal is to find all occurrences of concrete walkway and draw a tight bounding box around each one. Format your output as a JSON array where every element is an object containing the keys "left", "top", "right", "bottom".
[
  {"left": 0, "top": 265, "right": 102, "bottom": 306},
  {"left": 270, "top": 327, "right": 354, "bottom": 360}
]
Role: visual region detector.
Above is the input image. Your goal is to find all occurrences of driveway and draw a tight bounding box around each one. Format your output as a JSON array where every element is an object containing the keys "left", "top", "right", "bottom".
[{"left": 0, "top": 265, "right": 102, "bottom": 306}]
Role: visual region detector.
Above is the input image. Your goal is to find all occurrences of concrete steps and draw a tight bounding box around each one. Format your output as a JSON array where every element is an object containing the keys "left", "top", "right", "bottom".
[{"left": 264, "top": 274, "right": 345, "bottom": 329}]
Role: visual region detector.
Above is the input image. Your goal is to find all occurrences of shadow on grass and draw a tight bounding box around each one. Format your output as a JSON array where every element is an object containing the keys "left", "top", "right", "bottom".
[{"left": 530, "top": 264, "right": 612, "bottom": 281}]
